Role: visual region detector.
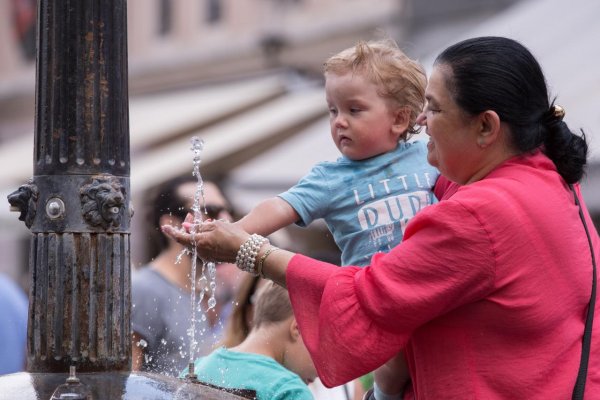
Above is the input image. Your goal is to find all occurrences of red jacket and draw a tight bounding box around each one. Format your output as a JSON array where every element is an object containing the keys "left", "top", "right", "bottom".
[{"left": 287, "top": 150, "right": 600, "bottom": 399}]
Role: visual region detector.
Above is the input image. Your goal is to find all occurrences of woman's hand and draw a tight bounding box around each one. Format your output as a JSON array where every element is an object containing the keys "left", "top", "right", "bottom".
[
  {"left": 163, "top": 213, "right": 295, "bottom": 287},
  {"left": 161, "top": 215, "right": 250, "bottom": 264}
]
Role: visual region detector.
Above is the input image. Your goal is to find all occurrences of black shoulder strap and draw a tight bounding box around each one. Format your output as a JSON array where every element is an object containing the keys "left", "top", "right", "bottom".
[{"left": 571, "top": 184, "right": 597, "bottom": 400}]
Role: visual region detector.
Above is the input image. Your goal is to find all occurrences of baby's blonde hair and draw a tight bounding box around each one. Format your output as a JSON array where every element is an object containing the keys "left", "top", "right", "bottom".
[{"left": 324, "top": 39, "right": 426, "bottom": 138}]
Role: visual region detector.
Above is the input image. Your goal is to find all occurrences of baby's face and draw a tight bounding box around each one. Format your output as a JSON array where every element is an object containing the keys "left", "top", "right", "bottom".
[{"left": 325, "top": 71, "right": 404, "bottom": 160}]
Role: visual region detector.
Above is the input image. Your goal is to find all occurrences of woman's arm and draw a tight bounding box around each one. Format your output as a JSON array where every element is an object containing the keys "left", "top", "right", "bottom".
[{"left": 257, "top": 245, "right": 295, "bottom": 288}]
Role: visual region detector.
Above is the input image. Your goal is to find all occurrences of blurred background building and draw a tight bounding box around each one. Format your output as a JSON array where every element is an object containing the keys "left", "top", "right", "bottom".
[{"left": 1, "top": 0, "right": 598, "bottom": 290}]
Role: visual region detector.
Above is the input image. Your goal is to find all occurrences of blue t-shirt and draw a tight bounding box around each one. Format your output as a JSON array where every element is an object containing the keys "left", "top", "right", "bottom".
[
  {"left": 181, "top": 347, "right": 313, "bottom": 400},
  {"left": 0, "top": 274, "right": 28, "bottom": 374},
  {"left": 279, "top": 140, "right": 439, "bottom": 266}
]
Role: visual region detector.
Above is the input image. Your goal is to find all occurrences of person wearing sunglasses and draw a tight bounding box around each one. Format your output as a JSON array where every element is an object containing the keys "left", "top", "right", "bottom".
[{"left": 131, "top": 176, "right": 239, "bottom": 376}]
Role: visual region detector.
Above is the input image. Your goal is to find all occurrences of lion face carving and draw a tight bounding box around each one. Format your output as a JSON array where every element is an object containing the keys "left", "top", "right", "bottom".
[
  {"left": 80, "top": 176, "right": 125, "bottom": 230},
  {"left": 7, "top": 181, "right": 39, "bottom": 228}
]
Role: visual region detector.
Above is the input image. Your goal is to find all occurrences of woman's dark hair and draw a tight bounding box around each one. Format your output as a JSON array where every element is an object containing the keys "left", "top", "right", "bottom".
[
  {"left": 146, "top": 175, "right": 198, "bottom": 257},
  {"left": 434, "top": 36, "right": 587, "bottom": 183}
]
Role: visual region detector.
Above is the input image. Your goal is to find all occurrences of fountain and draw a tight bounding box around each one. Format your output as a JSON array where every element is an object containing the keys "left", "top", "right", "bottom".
[
  {"left": 180, "top": 136, "right": 220, "bottom": 382},
  {"left": 1, "top": 1, "right": 253, "bottom": 398}
]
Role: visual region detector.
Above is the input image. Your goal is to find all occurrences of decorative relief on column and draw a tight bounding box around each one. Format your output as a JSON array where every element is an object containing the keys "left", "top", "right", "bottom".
[
  {"left": 7, "top": 180, "right": 39, "bottom": 228},
  {"left": 80, "top": 175, "right": 126, "bottom": 230}
]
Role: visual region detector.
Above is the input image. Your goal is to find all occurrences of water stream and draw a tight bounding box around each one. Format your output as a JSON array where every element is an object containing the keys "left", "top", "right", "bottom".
[{"left": 182, "top": 136, "right": 218, "bottom": 377}]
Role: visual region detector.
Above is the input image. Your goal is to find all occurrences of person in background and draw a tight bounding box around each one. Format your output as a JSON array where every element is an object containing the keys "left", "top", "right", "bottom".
[
  {"left": 0, "top": 273, "right": 28, "bottom": 375},
  {"left": 131, "top": 176, "right": 240, "bottom": 376},
  {"left": 164, "top": 36, "right": 600, "bottom": 399},
  {"left": 217, "top": 273, "right": 354, "bottom": 399},
  {"left": 181, "top": 281, "right": 317, "bottom": 400},
  {"left": 217, "top": 273, "right": 266, "bottom": 349}
]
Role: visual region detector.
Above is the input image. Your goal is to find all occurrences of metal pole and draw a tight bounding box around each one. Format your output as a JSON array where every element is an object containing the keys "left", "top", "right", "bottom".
[{"left": 9, "top": 0, "right": 131, "bottom": 373}]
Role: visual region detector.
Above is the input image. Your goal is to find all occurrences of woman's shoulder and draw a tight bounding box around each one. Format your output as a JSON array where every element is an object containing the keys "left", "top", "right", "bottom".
[{"left": 435, "top": 163, "right": 556, "bottom": 229}]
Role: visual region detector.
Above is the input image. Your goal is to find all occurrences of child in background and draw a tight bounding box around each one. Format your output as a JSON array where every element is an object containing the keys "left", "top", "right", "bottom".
[
  {"left": 236, "top": 39, "right": 438, "bottom": 268},
  {"left": 181, "top": 281, "right": 317, "bottom": 400},
  {"left": 217, "top": 272, "right": 356, "bottom": 399},
  {"left": 216, "top": 273, "right": 267, "bottom": 349}
]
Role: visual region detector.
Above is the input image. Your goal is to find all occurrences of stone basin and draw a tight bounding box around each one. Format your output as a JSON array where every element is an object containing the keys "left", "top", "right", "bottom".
[{"left": 0, "top": 371, "right": 253, "bottom": 399}]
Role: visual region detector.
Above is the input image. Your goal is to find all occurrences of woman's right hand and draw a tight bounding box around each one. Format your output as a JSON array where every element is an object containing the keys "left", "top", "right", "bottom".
[{"left": 162, "top": 215, "right": 250, "bottom": 264}]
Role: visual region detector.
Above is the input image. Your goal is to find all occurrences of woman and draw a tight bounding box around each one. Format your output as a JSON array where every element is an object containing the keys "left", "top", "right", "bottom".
[{"left": 164, "top": 37, "right": 599, "bottom": 398}]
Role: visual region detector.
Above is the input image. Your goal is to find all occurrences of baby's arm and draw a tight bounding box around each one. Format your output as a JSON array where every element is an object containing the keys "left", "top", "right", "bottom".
[{"left": 235, "top": 197, "right": 300, "bottom": 237}]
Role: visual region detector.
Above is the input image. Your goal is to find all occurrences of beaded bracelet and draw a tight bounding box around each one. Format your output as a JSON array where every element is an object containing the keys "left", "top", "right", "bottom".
[
  {"left": 257, "top": 246, "right": 280, "bottom": 278},
  {"left": 235, "top": 234, "right": 268, "bottom": 275}
]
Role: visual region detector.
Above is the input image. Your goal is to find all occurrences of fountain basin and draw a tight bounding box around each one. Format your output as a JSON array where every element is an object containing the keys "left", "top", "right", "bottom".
[{"left": 0, "top": 371, "right": 252, "bottom": 399}]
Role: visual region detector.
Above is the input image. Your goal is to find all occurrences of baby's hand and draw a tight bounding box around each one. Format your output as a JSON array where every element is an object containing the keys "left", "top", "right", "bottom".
[
  {"left": 182, "top": 212, "right": 215, "bottom": 233},
  {"left": 182, "top": 221, "right": 194, "bottom": 233},
  {"left": 182, "top": 213, "right": 198, "bottom": 233},
  {"left": 161, "top": 224, "right": 191, "bottom": 245}
]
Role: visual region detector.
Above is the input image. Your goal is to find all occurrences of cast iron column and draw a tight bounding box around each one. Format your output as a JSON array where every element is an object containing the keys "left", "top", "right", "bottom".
[{"left": 9, "top": 0, "right": 131, "bottom": 372}]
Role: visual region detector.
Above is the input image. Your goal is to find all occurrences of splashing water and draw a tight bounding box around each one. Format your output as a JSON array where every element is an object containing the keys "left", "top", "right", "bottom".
[{"left": 184, "top": 136, "right": 219, "bottom": 373}]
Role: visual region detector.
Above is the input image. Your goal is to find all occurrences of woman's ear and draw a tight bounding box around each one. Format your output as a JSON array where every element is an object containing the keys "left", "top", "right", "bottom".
[{"left": 477, "top": 110, "right": 501, "bottom": 148}]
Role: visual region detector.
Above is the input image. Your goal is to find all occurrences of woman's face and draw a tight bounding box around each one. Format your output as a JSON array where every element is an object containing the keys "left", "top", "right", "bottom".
[{"left": 416, "top": 65, "right": 482, "bottom": 184}]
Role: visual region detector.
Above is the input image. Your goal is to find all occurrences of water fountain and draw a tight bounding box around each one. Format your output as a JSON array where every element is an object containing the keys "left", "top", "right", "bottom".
[{"left": 0, "top": 1, "right": 253, "bottom": 398}]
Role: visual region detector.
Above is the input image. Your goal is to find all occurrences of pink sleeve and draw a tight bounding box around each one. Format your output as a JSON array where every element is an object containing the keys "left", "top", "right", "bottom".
[{"left": 287, "top": 201, "right": 497, "bottom": 387}]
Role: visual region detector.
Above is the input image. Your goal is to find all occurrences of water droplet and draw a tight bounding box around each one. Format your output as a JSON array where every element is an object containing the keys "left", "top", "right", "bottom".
[{"left": 208, "top": 297, "right": 216, "bottom": 309}]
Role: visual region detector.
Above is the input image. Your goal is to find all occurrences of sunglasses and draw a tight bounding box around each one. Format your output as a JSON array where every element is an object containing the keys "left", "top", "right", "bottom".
[
  {"left": 168, "top": 204, "right": 232, "bottom": 221},
  {"left": 203, "top": 204, "right": 233, "bottom": 220}
]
